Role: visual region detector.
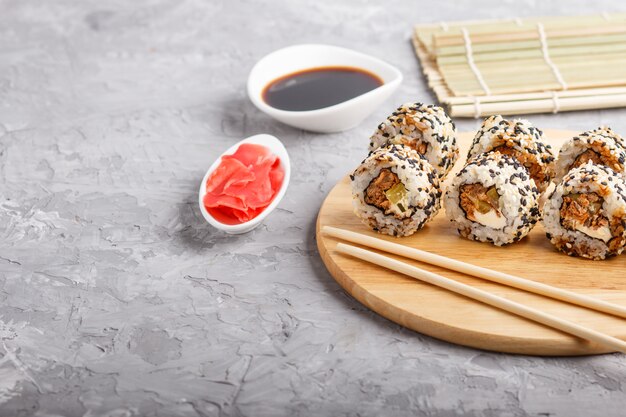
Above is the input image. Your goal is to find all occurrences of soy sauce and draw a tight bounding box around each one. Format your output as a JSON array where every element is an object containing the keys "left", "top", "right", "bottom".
[{"left": 262, "top": 66, "right": 384, "bottom": 111}]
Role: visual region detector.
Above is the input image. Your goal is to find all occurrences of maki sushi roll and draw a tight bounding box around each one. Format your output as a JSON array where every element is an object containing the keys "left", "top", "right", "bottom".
[
  {"left": 351, "top": 144, "right": 441, "bottom": 237},
  {"left": 592, "top": 126, "right": 626, "bottom": 150},
  {"left": 369, "top": 103, "right": 459, "bottom": 179},
  {"left": 555, "top": 128, "right": 626, "bottom": 183},
  {"left": 543, "top": 162, "right": 626, "bottom": 260},
  {"left": 468, "top": 115, "right": 555, "bottom": 192},
  {"left": 444, "top": 152, "right": 541, "bottom": 246}
]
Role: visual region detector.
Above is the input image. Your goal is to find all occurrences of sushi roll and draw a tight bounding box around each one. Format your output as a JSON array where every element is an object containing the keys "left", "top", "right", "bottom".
[
  {"left": 543, "top": 162, "right": 626, "bottom": 260},
  {"left": 369, "top": 103, "right": 459, "bottom": 179},
  {"left": 592, "top": 126, "right": 626, "bottom": 150},
  {"left": 468, "top": 115, "right": 555, "bottom": 192},
  {"left": 444, "top": 152, "right": 541, "bottom": 246},
  {"left": 554, "top": 128, "right": 626, "bottom": 183},
  {"left": 351, "top": 144, "right": 441, "bottom": 237}
]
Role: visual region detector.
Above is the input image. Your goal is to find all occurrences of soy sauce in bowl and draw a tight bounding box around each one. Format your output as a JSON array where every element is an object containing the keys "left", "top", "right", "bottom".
[{"left": 262, "top": 66, "right": 384, "bottom": 112}]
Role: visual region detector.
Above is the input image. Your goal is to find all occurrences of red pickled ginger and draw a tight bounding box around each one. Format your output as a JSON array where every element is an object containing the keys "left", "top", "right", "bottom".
[{"left": 203, "top": 143, "right": 285, "bottom": 224}]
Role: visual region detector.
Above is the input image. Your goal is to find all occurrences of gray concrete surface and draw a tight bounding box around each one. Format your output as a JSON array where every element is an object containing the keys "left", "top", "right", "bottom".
[{"left": 1, "top": 0, "right": 626, "bottom": 416}]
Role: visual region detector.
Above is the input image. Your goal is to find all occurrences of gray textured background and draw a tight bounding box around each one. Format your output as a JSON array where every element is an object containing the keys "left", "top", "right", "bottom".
[{"left": 1, "top": 0, "right": 626, "bottom": 416}]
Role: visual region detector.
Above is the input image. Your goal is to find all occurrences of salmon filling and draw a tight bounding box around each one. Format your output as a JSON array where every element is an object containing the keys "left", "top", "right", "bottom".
[
  {"left": 571, "top": 149, "right": 603, "bottom": 170},
  {"left": 560, "top": 192, "right": 612, "bottom": 242},
  {"left": 364, "top": 168, "right": 408, "bottom": 213},
  {"left": 459, "top": 183, "right": 505, "bottom": 228},
  {"left": 493, "top": 145, "right": 543, "bottom": 186}
]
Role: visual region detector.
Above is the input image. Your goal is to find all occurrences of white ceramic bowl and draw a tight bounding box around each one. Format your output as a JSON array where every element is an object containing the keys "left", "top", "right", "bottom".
[
  {"left": 247, "top": 44, "right": 403, "bottom": 133},
  {"left": 199, "top": 134, "right": 291, "bottom": 234}
]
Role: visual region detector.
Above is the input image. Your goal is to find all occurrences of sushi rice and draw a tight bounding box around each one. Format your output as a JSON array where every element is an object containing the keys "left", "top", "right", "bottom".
[
  {"left": 444, "top": 152, "right": 541, "bottom": 246},
  {"left": 555, "top": 128, "right": 626, "bottom": 183},
  {"left": 591, "top": 126, "right": 626, "bottom": 150},
  {"left": 468, "top": 115, "right": 555, "bottom": 193},
  {"left": 369, "top": 103, "right": 459, "bottom": 179},
  {"left": 351, "top": 144, "right": 441, "bottom": 237},
  {"left": 543, "top": 162, "right": 626, "bottom": 260}
]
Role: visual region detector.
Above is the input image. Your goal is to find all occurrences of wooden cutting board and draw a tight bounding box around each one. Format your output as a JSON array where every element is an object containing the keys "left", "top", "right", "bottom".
[{"left": 316, "top": 129, "right": 626, "bottom": 356}]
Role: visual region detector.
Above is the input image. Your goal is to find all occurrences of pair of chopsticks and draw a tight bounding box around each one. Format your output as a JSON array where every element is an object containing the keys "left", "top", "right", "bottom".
[{"left": 322, "top": 226, "right": 626, "bottom": 353}]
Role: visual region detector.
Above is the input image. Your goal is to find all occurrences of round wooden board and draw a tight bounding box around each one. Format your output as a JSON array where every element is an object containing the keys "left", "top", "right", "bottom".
[{"left": 317, "top": 129, "right": 626, "bottom": 356}]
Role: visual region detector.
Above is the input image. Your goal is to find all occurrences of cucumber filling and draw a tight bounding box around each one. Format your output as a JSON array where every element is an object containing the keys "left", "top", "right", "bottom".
[{"left": 364, "top": 168, "right": 409, "bottom": 215}]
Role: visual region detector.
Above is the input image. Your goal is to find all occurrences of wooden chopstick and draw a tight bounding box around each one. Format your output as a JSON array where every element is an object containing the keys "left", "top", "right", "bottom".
[
  {"left": 322, "top": 226, "right": 626, "bottom": 319},
  {"left": 336, "top": 242, "right": 626, "bottom": 354}
]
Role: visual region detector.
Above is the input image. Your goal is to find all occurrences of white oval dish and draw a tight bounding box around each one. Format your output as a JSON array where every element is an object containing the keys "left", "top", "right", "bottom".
[
  {"left": 247, "top": 44, "right": 403, "bottom": 133},
  {"left": 198, "top": 134, "right": 291, "bottom": 234}
]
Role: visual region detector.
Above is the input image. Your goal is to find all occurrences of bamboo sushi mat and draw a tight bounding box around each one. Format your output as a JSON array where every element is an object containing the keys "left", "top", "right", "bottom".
[{"left": 412, "top": 13, "right": 626, "bottom": 118}]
